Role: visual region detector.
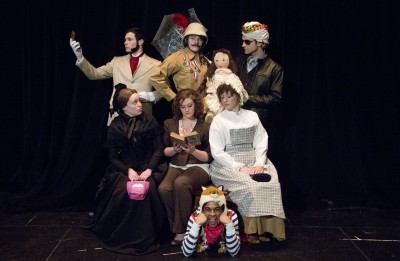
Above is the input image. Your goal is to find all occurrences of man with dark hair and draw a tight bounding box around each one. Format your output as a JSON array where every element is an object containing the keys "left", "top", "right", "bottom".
[
  {"left": 236, "top": 21, "right": 284, "bottom": 164},
  {"left": 70, "top": 27, "right": 162, "bottom": 125}
]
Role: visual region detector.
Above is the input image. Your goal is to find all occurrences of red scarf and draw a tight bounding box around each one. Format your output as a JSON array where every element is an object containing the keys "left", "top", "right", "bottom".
[
  {"left": 129, "top": 52, "right": 144, "bottom": 75},
  {"left": 205, "top": 223, "right": 223, "bottom": 246}
]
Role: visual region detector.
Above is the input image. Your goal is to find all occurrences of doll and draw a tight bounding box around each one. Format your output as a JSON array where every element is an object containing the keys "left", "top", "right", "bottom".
[{"left": 203, "top": 49, "right": 249, "bottom": 123}]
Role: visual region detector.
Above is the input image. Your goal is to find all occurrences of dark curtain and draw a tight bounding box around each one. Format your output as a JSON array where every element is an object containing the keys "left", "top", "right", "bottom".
[{"left": 2, "top": 0, "right": 399, "bottom": 211}]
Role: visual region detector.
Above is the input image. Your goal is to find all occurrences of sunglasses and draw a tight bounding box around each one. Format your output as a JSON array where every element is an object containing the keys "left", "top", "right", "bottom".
[{"left": 242, "top": 40, "right": 255, "bottom": 45}]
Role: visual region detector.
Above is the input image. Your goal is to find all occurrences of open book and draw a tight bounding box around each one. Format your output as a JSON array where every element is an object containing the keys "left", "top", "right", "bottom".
[{"left": 170, "top": 131, "right": 201, "bottom": 146}]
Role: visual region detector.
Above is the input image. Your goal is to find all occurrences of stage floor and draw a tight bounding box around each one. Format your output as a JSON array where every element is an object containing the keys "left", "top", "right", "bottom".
[{"left": 1, "top": 192, "right": 399, "bottom": 260}]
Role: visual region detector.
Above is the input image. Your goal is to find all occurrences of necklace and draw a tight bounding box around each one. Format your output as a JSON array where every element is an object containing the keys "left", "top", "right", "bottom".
[{"left": 179, "top": 119, "right": 197, "bottom": 136}]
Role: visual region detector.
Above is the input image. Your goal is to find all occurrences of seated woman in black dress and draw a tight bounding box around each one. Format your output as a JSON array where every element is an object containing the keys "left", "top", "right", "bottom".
[{"left": 88, "top": 83, "right": 165, "bottom": 255}]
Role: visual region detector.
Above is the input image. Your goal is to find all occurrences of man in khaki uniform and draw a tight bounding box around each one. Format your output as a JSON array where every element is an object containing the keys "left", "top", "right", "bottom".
[
  {"left": 70, "top": 27, "right": 162, "bottom": 125},
  {"left": 150, "top": 22, "right": 209, "bottom": 102}
]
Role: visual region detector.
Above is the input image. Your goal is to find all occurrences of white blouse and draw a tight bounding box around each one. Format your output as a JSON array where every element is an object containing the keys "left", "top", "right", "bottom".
[{"left": 209, "top": 109, "right": 268, "bottom": 170}]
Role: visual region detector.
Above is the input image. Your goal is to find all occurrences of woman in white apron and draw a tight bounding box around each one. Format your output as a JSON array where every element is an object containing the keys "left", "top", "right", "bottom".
[{"left": 209, "top": 83, "right": 286, "bottom": 244}]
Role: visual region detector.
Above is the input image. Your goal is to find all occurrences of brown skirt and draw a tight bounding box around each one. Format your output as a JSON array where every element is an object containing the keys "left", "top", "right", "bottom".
[{"left": 242, "top": 216, "right": 286, "bottom": 240}]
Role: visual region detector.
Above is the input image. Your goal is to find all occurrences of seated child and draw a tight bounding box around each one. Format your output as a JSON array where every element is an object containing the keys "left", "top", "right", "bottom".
[
  {"left": 204, "top": 48, "right": 248, "bottom": 123},
  {"left": 181, "top": 185, "right": 240, "bottom": 257}
]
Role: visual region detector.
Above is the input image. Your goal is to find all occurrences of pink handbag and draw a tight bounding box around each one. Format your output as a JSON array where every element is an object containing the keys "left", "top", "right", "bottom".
[{"left": 126, "top": 181, "right": 150, "bottom": 200}]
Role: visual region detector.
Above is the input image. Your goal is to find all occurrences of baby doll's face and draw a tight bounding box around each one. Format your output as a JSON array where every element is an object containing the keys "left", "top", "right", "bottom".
[{"left": 214, "top": 52, "right": 229, "bottom": 69}]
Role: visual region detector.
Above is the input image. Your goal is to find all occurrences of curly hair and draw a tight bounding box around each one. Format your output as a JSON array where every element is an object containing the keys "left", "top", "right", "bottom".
[
  {"left": 205, "top": 48, "right": 238, "bottom": 79},
  {"left": 172, "top": 89, "right": 204, "bottom": 120},
  {"left": 216, "top": 84, "right": 241, "bottom": 104}
]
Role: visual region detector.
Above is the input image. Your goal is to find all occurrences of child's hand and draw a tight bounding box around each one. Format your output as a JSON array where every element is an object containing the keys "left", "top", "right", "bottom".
[
  {"left": 195, "top": 213, "right": 208, "bottom": 225},
  {"left": 219, "top": 212, "right": 232, "bottom": 225}
]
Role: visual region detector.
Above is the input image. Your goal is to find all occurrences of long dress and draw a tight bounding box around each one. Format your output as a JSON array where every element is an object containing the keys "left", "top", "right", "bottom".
[
  {"left": 209, "top": 109, "right": 285, "bottom": 219},
  {"left": 88, "top": 112, "right": 165, "bottom": 255}
]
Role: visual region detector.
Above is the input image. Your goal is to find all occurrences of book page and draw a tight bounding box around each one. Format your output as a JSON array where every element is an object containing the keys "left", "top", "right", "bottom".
[
  {"left": 184, "top": 131, "right": 201, "bottom": 145},
  {"left": 170, "top": 132, "right": 186, "bottom": 146}
]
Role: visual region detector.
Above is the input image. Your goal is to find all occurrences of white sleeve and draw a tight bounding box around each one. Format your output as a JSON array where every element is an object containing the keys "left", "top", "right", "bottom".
[
  {"left": 181, "top": 216, "right": 201, "bottom": 257},
  {"left": 210, "top": 117, "right": 245, "bottom": 170},
  {"left": 225, "top": 210, "right": 240, "bottom": 256},
  {"left": 252, "top": 115, "right": 268, "bottom": 166}
]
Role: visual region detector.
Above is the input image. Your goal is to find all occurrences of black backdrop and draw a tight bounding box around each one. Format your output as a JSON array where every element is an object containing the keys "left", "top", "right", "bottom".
[{"left": 2, "top": 0, "right": 399, "bottom": 212}]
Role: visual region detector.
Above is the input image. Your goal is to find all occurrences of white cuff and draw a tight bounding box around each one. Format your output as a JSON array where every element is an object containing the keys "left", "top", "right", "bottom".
[
  {"left": 189, "top": 222, "right": 201, "bottom": 237},
  {"left": 225, "top": 222, "right": 235, "bottom": 236},
  {"left": 75, "top": 57, "right": 84, "bottom": 65}
]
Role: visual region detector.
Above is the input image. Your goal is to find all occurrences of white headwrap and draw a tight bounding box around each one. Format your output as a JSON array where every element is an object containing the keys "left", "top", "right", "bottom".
[{"left": 241, "top": 21, "right": 269, "bottom": 44}]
